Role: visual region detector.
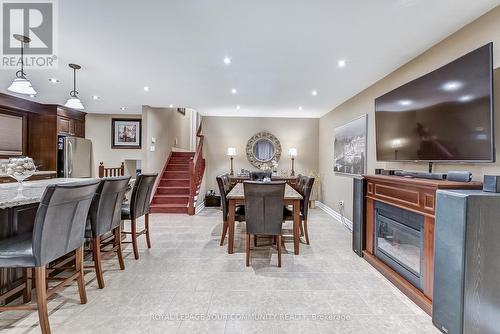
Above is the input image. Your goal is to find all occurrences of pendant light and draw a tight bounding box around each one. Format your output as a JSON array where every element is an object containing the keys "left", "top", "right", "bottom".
[
  {"left": 64, "top": 63, "right": 84, "bottom": 110},
  {"left": 7, "top": 34, "right": 37, "bottom": 95}
]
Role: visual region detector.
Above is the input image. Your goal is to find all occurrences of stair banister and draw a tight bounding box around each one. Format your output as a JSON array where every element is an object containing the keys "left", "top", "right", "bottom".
[{"left": 187, "top": 123, "right": 204, "bottom": 215}]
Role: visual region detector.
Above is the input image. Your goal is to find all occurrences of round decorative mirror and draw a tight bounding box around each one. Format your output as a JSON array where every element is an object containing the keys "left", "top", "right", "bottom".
[{"left": 246, "top": 132, "right": 282, "bottom": 168}]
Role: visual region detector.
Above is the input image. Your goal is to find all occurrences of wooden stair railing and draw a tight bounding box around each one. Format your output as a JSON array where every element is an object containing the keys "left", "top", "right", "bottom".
[
  {"left": 188, "top": 123, "right": 205, "bottom": 215},
  {"left": 99, "top": 162, "right": 125, "bottom": 178}
]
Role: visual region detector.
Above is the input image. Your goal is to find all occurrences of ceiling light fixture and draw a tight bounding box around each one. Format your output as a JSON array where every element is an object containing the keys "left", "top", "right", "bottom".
[
  {"left": 338, "top": 59, "right": 347, "bottom": 68},
  {"left": 143, "top": 86, "right": 149, "bottom": 92},
  {"left": 64, "top": 64, "right": 85, "bottom": 110},
  {"left": 223, "top": 56, "right": 232, "bottom": 65},
  {"left": 236, "top": 105, "right": 241, "bottom": 110},
  {"left": 7, "top": 34, "right": 37, "bottom": 95},
  {"left": 312, "top": 90, "right": 318, "bottom": 96},
  {"left": 49, "top": 78, "right": 59, "bottom": 83},
  {"left": 231, "top": 88, "right": 237, "bottom": 94}
]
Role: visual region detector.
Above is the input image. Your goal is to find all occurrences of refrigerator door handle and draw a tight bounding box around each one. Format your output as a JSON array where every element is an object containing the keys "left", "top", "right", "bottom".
[{"left": 68, "top": 140, "right": 73, "bottom": 177}]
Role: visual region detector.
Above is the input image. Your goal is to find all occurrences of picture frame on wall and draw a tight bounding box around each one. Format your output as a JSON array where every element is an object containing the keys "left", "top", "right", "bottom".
[
  {"left": 111, "top": 118, "right": 142, "bottom": 149},
  {"left": 333, "top": 114, "right": 367, "bottom": 176}
]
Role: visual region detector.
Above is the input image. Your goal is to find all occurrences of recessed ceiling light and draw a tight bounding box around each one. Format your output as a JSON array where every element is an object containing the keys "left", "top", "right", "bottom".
[
  {"left": 169, "top": 104, "right": 174, "bottom": 108},
  {"left": 338, "top": 59, "right": 347, "bottom": 68},
  {"left": 399, "top": 99, "right": 413, "bottom": 106},
  {"left": 92, "top": 95, "right": 100, "bottom": 100},
  {"left": 231, "top": 88, "right": 237, "bottom": 94},
  {"left": 223, "top": 56, "right": 232, "bottom": 65},
  {"left": 298, "top": 106, "right": 303, "bottom": 111},
  {"left": 311, "top": 90, "right": 318, "bottom": 96},
  {"left": 143, "top": 86, "right": 149, "bottom": 92},
  {"left": 120, "top": 107, "right": 126, "bottom": 111},
  {"left": 48, "top": 78, "right": 59, "bottom": 83},
  {"left": 442, "top": 81, "right": 463, "bottom": 91},
  {"left": 236, "top": 105, "right": 241, "bottom": 110}
]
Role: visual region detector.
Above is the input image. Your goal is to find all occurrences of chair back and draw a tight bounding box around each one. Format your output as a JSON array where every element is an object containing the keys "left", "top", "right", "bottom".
[
  {"left": 129, "top": 173, "right": 158, "bottom": 219},
  {"left": 244, "top": 181, "right": 285, "bottom": 235},
  {"left": 98, "top": 162, "right": 125, "bottom": 178},
  {"left": 32, "top": 180, "right": 100, "bottom": 266},
  {"left": 216, "top": 173, "right": 232, "bottom": 220},
  {"left": 89, "top": 176, "right": 131, "bottom": 236},
  {"left": 250, "top": 171, "right": 272, "bottom": 181},
  {"left": 299, "top": 176, "right": 315, "bottom": 219}
]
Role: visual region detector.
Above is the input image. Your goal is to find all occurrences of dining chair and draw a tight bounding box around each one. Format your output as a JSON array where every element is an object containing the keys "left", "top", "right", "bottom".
[
  {"left": 0, "top": 180, "right": 100, "bottom": 334},
  {"left": 284, "top": 175, "right": 315, "bottom": 244},
  {"left": 121, "top": 173, "right": 158, "bottom": 260},
  {"left": 243, "top": 181, "right": 285, "bottom": 267},
  {"left": 250, "top": 171, "right": 272, "bottom": 181},
  {"left": 87, "top": 176, "right": 131, "bottom": 289},
  {"left": 216, "top": 174, "right": 245, "bottom": 246}
]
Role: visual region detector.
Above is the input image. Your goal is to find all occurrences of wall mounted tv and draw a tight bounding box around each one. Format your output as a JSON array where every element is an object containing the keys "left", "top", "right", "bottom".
[{"left": 375, "top": 43, "right": 494, "bottom": 162}]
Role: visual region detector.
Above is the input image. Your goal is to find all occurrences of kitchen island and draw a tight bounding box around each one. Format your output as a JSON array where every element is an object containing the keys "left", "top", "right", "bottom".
[{"left": 0, "top": 178, "right": 96, "bottom": 304}]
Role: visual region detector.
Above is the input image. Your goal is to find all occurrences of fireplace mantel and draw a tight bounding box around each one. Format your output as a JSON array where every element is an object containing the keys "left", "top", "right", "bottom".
[{"left": 362, "top": 174, "right": 482, "bottom": 315}]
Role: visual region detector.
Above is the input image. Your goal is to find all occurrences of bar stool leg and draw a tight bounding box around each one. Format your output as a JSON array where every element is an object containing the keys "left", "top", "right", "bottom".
[
  {"left": 92, "top": 237, "right": 105, "bottom": 289},
  {"left": 145, "top": 213, "right": 152, "bottom": 249},
  {"left": 75, "top": 246, "right": 87, "bottom": 304},
  {"left": 220, "top": 220, "right": 228, "bottom": 246},
  {"left": 131, "top": 218, "right": 139, "bottom": 260},
  {"left": 114, "top": 226, "right": 125, "bottom": 270},
  {"left": 277, "top": 235, "right": 282, "bottom": 268},
  {"left": 34, "top": 266, "right": 50, "bottom": 334},
  {"left": 246, "top": 233, "right": 251, "bottom": 267},
  {"left": 23, "top": 268, "right": 32, "bottom": 303}
]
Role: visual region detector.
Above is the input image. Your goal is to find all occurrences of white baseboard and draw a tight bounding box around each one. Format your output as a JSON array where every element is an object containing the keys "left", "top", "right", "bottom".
[
  {"left": 195, "top": 201, "right": 205, "bottom": 215},
  {"left": 315, "top": 201, "right": 353, "bottom": 232}
]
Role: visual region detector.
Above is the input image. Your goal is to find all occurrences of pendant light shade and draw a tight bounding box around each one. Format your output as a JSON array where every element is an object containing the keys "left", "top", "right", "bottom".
[
  {"left": 64, "top": 63, "right": 84, "bottom": 110},
  {"left": 8, "top": 77, "right": 36, "bottom": 95},
  {"left": 8, "top": 34, "right": 37, "bottom": 95}
]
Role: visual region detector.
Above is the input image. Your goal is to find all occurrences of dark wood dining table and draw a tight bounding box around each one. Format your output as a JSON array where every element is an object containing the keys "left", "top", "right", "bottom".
[{"left": 226, "top": 182, "right": 303, "bottom": 255}]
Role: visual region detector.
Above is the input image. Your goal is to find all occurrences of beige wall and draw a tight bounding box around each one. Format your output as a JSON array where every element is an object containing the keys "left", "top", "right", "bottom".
[
  {"left": 85, "top": 114, "right": 143, "bottom": 177},
  {"left": 203, "top": 116, "right": 319, "bottom": 193},
  {"left": 319, "top": 6, "right": 500, "bottom": 220}
]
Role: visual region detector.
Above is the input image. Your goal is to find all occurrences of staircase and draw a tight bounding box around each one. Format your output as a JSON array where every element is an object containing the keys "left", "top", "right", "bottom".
[{"left": 150, "top": 124, "right": 205, "bottom": 214}]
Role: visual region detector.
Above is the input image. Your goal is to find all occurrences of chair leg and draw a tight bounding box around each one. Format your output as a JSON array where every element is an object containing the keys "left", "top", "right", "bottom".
[
  {"left": 246, "top": 233, "right": 251, "bottom": 267},
  {"left": 145, "top": 213, "right": 152, "bottom": 249},
  {"left": 254, "top": 235, "right": 258, "bottom": 247},
  {"left": 131, "top": 218, "right": 139, "bottom": 260},
  {"left": 75, "top": 246, "right": 87, "bottom": 304},
  {"left": 114, "top": 226, "right": 125, "bottom": 270},
  {"left": 299, "top": 221, "right": 304, "bottom": 237},
  {"left": 34, "top": 266, "right": 50, "bottom": 334},
  {"left": 92, "top": 237, "right": 105, "bottom": 289},
  {"left": 303, "top": 219, "right": 310, "bottom": 245},
  {"left": 220, "top": 219, "right": 228, "bottom": 246},
  {"left": 277, "top": 235, "right": 282, "bottom": 268},
  {"left": 23, "top": 268, "right": 32, "bottom": 303}
]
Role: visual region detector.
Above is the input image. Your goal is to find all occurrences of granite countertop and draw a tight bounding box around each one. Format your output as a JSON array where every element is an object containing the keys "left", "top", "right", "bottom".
[
  {"left": 0, "top": 171, "right": 57, "bottom": 177},
  {"left": 0, "top": 178, "right": 98, "bottom": 210}
]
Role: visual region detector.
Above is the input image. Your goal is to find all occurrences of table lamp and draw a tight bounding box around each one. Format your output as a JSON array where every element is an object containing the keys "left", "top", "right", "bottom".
[{"left": 289, "top": 148, "right": 297, "bottom": 176}]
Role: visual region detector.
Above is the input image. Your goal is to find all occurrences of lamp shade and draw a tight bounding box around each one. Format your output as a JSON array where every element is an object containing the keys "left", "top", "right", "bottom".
[
  {"left": 7, "top": 77, "right": 37, "bottom": 95},
  {"left": 227, "top": 147, "right": 236, "bottom": 156},
  {"left": 64, "top": 97, "right": 85, "bottom": 110},
  {"left": 288, "top": 148, "right": 298, "bottom": 157}
]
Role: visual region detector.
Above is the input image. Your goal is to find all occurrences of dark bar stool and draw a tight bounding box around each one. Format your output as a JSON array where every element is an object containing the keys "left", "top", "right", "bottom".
[
  {"left": 121, "top": 173, "right": 158, "bottom": 260},
  {"left": 244, "top": 181, "right": 285, "bottom": 267},
  {"left": 216, "top": 174, "right": 245, "bottom": 246},
  {"left": 0, "top": 180, "right": 99, "bottom": 334},
  {"left": 87, "top": 176, "right": 131, "bottom": 289}
]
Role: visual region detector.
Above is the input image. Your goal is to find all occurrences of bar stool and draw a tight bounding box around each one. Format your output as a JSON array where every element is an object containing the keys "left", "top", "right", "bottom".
[
  {"left": 87, "top": 176, "right": 131, "bottom": 289},
  {"left": 121, "top": 173, "right": 158, "bottom": 260},
  {"left": 0, "top": 180, "right": 100, "bottom": 334}
]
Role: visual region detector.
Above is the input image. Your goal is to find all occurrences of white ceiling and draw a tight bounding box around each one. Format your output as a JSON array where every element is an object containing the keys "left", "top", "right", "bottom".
[{"left": 1, "top": 0, "right": 499, "bottom": 117}]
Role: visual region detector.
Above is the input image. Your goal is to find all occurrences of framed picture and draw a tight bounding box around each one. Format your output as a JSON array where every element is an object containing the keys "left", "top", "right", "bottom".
[
  {"left": 333, "top": 114, "right": 367, "bottom": 176},
  {"left": 111, "top": 118, "right": 142, "bottom": 149}
]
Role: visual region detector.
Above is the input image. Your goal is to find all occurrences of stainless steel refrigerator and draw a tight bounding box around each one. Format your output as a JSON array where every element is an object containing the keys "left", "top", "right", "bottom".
[{"left": 57, "top": 136, "right": 92, "bottom": 178}]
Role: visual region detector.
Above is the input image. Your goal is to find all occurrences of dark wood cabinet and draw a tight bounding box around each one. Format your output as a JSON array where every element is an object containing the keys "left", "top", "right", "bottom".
[{"left": 56, "top": 107, "right": 85, "bottom": 137}]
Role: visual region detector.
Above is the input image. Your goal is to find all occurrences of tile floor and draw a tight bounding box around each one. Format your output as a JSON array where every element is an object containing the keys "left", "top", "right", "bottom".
[{"left": 0, "top": 208, "right": 440, "bottom": 333}]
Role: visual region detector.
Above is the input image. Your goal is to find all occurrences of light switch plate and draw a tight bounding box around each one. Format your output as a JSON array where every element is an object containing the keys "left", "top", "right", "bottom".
[{"left": 150, "top": 145, "right": 155, "bottom": 152}]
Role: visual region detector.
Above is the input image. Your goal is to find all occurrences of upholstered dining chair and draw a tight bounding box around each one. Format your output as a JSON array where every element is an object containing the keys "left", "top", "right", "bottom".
[
  {"left": 87, "top": 176, "right": 131, "bottom": 289},
  {"left": 216, "top": 174, "right": 245, "bottom": 246},
  {"left": 0, "top": 180, "right": 100, "bottom": 334},
  {"left": 244, "top": 181, "right": 285, "bottom": 267},
  {"left": 284, "top": 175, "right": 315, "bottom": 244},
  {"left": 121, "top": 173, "right": 158, "bottom": 260},
  {"left": 250, "top": 171, "right": 272, "bottom": 181}
]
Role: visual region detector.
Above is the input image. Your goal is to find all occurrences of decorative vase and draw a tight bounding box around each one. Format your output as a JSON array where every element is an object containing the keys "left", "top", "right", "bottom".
[{"left": 6, "top": 157, "right": 36, "bottom": 189}]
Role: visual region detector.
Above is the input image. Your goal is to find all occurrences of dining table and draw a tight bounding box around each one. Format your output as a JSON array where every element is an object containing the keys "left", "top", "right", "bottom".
[{"left": 226, "top": 182, "right": 303, "bottom": 255}]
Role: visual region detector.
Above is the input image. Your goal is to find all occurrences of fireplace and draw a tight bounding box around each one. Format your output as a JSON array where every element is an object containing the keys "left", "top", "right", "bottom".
[{"left": 374, "top": 201, "right": 425, "bottom": 291}]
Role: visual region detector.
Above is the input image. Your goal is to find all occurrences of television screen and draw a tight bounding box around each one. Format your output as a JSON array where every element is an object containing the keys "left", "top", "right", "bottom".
[{"left": 375, "top": 43, "right": 494, "bottom": 162}]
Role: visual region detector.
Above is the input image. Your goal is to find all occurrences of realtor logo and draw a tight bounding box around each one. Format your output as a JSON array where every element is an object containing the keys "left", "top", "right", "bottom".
[{"left": 1, "top": 0, "right": 58, "bottom": 69}]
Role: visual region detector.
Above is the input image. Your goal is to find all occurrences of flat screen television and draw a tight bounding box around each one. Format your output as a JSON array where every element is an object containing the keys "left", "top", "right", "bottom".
[{"left": 375, "top": 43, "right": 494, "bottom": 162}]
